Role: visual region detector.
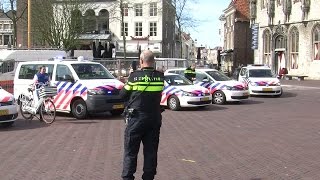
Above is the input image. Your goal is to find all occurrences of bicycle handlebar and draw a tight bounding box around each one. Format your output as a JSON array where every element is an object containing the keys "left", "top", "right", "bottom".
[{"left": 29, "top": 82, "right": 49, "bottom": 90}]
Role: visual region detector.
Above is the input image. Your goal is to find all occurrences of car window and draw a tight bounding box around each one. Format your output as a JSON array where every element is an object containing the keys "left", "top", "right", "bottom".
[
  {"left": 164, "top": 75, "right": 192, "bottom": 86},
  {"left": 248, "top": 69, "right": 274, "bottom": 78},
  {"left": 195, "top": 71, "right": 209, "bottom": 82},
  {"left": 71, "top": 63, "right": 114, "bottom": 79},
  {"left": 56, "top": 64, "right": 73, "bottom": 81},
  {"left": 18, "top": 64, "right": 54, "bottom": 79},
  {"left": 205, "top": 71, "right": 231, "bottom": 81},
  {"left": 176, "top": 70, "right": 184, "bottom": 76}
]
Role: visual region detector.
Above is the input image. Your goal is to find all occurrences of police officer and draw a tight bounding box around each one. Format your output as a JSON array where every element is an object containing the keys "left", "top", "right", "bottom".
[
  {"left": 120, "top": 50, "right": 164, "bottom": 180},
  {"left": 184, "top": 63, "right": 196, "bottom": 81}
]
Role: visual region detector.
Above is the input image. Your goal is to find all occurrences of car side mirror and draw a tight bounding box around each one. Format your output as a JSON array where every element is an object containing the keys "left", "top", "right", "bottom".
[
  {"left": 202, "top": 78, "right": 209, "bottom": 82},
  {"left": 63, "top": 74, "right": 75, "bottom": 83}
]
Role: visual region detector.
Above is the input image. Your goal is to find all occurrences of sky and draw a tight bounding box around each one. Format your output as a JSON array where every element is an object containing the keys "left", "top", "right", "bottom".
[{"left": 188, "top": 0, "right": 231, "bottom": 48}]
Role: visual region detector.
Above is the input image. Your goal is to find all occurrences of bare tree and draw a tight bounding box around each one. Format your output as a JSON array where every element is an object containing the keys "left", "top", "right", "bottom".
[
  {"left": 31, "top": 0, "right": 94, "bottom": 53},
  {"left": 171, "top": 0, "right": 198, "bottom": 58},
  {"left": 1, "top": 0, "right": 27, "bottom": 47}
]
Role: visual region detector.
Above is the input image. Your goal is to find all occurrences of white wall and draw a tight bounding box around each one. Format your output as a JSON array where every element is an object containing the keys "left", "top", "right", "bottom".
[{"left": 255, "top": 0, "right": 320, "bottom": 79}]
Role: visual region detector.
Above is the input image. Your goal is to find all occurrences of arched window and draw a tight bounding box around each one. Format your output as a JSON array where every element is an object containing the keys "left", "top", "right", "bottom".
[
  {"left": 84, "top": 9, "right": 96, "bottom": 33},
  {"left": 313, "top": 24, "right": 320, "bottom": 60},
  {"left": 98, "top": 9, "right": 109, "bottom": 33},
  {"left": 263, "top": 29, "right": 271, "bottom": 66},
  {"left": 289, "top": 27, "right": 299, "bottom": 69}
]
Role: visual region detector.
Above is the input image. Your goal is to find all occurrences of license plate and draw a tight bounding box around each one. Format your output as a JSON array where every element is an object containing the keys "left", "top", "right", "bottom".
[
  {"left": 112, "top": 104, "right": 124, "bottom": 109},
  {"left": 263, "top": 88, "right": 272, "bottom": 91},
  {"left": 0, "top": 109, "right": 9, "bottom": 116},
  {"left": 201, "top": 97, "right": 210, "bottom": 101}
]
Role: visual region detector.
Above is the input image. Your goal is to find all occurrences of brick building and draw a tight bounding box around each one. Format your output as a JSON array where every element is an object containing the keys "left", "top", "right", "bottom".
[
  {"left": 220, "top": 0, "right": 254, "bottom": 73},
  {"left": 251, "top": 0, "right": 320, "bottom": 79}
]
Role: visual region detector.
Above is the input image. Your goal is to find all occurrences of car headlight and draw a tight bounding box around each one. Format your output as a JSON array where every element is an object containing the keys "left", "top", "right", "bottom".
[
  {"left": 276, "top": 82, "right": 281, "bottom": 86},
  {"left": 225, "top": 86, "right": 237, "bottom": 91},
  {"left": 182, "top": 91, "right": 196, "bottom": 97},
  {"left": 250, "top": 82, "right": 257, "bottom": 86},
  {"left": 88, "top": 89, "right": 106, "bottom": 95}
]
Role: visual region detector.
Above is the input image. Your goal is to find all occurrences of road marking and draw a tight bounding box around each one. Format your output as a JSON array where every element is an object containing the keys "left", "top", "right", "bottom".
[{"left": 181, "top": 159, "right": 196, "bottom": 163}]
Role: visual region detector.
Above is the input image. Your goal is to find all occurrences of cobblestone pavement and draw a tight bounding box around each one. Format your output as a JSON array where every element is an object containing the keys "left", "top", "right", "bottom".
[{"left": 1, "top": 83, "right": 320, "bottom": 180}]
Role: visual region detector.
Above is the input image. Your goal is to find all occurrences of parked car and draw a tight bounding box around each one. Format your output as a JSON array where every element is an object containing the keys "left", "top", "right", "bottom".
[
  {"left": 0, "top": 86, "right": 18, "bottom": 127},
  {"left": 165, "top": 68, "right": 249, "bottom": 105},
  {"left": 237, "top": 64, "right": 282, "bottom": 97},
  {"left": 161, "top": 73, "right": 212, "bottom": 110}
]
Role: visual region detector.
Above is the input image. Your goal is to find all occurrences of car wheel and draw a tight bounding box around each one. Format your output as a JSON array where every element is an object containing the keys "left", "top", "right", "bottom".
[
  {"left": 167, "top": 95, "right": 181, "bottom": 111},
  {"left": 71, "top": 99, "right": 88, "bottom": 119},
  {"left": 213, "top": 91, "right": 226, "bottom": 105}
]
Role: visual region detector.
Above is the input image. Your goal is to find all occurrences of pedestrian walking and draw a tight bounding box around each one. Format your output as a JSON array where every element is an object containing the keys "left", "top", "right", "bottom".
[{"left": 120, "top": 50, "right": 165, "bottom": 180}]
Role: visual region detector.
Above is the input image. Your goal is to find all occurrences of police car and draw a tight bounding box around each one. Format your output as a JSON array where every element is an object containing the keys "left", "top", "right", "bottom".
[
  {"left": 0, "top": 87, "right": 18, "bottom": 127},
  {"left": 237, "top": 64, "right": 282, "bottom": 97},
  {"left": 161, "top": 73, "right": 212, "bottom": 110},
  {"left": 14, "top": 57, "right": 125, "bottom": 119},
  {"left": 165, "top": 68, "right": 249, "bottom": 104}
]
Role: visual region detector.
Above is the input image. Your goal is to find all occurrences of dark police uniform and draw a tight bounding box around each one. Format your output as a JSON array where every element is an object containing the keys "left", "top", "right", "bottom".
[
  {"left": 120, "top": 67, "right": 164, "bottom": 180},
  {"left": 184, "top": 66, "right": 196, "bottom": 81}
]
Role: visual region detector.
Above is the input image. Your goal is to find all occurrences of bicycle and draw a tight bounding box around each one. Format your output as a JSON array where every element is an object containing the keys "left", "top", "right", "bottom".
[{"left": 19, "top": 83, "right": 57, "bottom": 124}]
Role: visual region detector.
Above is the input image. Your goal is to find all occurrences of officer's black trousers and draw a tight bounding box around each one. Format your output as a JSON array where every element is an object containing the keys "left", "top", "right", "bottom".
[{"left": 122, "top": 113, "right": 162, "bottom": 180}]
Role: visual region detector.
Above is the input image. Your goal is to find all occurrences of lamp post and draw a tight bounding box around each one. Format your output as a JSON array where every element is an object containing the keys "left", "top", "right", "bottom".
[{"left": 27, "top": 0, "right": 31, "bottom": 49}]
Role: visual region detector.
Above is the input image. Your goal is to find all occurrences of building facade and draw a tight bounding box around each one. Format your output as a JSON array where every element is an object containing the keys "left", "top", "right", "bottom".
[
  {"left": 16, "top": 0, "right": 176, "bottom": 58},
  {"left": 0, "top": 10, "right": 13, "bottom": 48},
  {"left": 180, "top": 32, "right": 196, "bottom": 60},
  {"left": 220, "top": 0, "right": 254, "bottom": 73},
  {"left": 251, "top": 0, "right": 320, "bottom": 79}
]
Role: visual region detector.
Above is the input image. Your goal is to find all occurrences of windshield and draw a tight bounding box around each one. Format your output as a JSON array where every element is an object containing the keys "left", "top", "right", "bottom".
[
  {"left": 71, "top": 63, "right": 114, "bottom": 79},
  {"left": 205, "top": 71, "right": 232, "bottom": 81},
  {"left": 248, "top": 69, "right": 274, "bottom": 78},
  {"left": 165, "top": 75, "right": 192, "bottom": 86}
]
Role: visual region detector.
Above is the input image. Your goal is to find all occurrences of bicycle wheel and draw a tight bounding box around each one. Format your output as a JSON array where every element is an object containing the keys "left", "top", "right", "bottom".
[
  {"left": 40, "top": 99, "right": 56, "bottom": 124},
  {"left": 19, "top": 95, "right": 34, "bottom": 120}
]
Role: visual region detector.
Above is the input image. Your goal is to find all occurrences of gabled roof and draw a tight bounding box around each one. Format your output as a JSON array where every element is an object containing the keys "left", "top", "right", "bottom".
[
  {"left": 234, "top": 0, "right": 250, "bottom": 20},
  {"left": 224, "top": 0, "right": 250, "bottom": 21}
]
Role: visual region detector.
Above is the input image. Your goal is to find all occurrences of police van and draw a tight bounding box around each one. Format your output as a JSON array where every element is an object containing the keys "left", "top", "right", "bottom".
[{"left": 14, "top": 58, "right": 125, "bottom": 119}]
